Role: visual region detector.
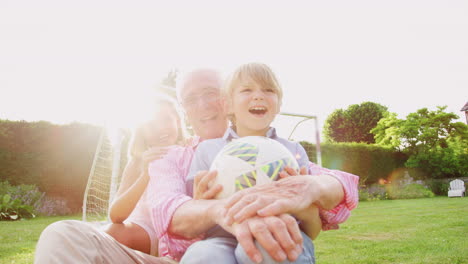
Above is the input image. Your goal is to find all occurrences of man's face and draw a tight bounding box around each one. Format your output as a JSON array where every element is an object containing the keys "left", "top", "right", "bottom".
[{"left": 180, "top": 72, "right": 228, "bottom": 140}]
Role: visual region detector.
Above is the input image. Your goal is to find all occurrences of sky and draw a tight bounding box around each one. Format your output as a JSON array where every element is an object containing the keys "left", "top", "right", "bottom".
[{"left": 1, "top": 0, "right": 467, "bottom": 143}]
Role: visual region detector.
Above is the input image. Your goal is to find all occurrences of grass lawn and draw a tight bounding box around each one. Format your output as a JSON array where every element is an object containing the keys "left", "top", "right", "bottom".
[
  {"left": 0, "top": 197, "right": 467, "bottom": 263},
  {"left": 0, "top": 215, "right": 80, "bottom": 264},
  {"left": 315, "top": 197, "right": 468, "bottom": 264}
]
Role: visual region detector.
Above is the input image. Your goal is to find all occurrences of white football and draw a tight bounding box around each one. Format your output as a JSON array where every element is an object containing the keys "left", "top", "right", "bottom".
[{"left": 210, "top": 136, "right": 299, "bottom": 199}]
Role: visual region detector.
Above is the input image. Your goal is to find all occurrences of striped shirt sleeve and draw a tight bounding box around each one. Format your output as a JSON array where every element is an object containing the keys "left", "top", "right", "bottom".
[
  {"left": 308, "top": 162, "right": 359, "bottom": 230},
  {"left": 147, "top": 146, "right": 199, "bottom": 260}
]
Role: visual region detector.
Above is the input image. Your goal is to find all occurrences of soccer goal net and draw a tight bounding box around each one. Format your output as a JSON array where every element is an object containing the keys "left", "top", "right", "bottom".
[
  {"left": 276, "top": 112, "right": 322, "bottom": 167},
  {"left": 82, "top": 127, "right": 127, "bottom": 222}
]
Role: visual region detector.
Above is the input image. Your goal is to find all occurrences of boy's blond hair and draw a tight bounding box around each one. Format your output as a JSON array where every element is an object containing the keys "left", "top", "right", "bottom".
[
  {"left": 129, "top": 95, "right": 187, "bottom": 159},
  {"left": 223, "top": 62, "right": 283, "bottom": 125}
]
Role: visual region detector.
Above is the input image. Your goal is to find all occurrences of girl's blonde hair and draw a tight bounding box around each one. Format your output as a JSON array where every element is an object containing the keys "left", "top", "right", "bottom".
[
  {"left": 222, "top": 62, "right": 283, "bottom": 125},
  {"left": 128, "top": 94, "right": 187, "bottom": 159}
]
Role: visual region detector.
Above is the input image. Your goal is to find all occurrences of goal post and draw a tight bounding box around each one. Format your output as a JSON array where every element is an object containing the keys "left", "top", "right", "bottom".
[{"left": 279, "top": 112, "right": 322, "bottom": 167}]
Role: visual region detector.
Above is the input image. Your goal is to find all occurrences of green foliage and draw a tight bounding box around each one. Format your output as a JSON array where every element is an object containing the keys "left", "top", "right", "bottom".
[
  {"left": 372, "top": 106, "right": 468, "bottom": 179},
  {"left": 358, "top": 184, "right": 388, "bottom": 201},
  {"left": 0, "top": 194, "right": 35, "bottom": 220},
  {"left": 425, "top": 179, "right": 450, "bottom": 196},
  {"left": 37, "top": 196, "right": 72, "bottom": 216},
  {"left": 0, "top": 120, "right": 101, "bottom": 211},
  {"left": 301, "top": 141, "right": 407, "bottom": 185},
  {"left": 386, "top": 183, "right": 435, "bottom": 199},
  {"left": 359, "top": 182, "right": 435, "bottom": 201},
  {"left": 371, "top": 112, "right": 403, "bottom": 150},
  {"left": 0, "top": 181, "right": 44, "bottom": 212},
  {"left": 161, "top": 69, "right": 177, "bottom": 88},
  {"left": 324, "top": 101, "right": 388, "bottom": 143},
  {"left": 156, "top": 69, "right": 178, "bottom": 98}
]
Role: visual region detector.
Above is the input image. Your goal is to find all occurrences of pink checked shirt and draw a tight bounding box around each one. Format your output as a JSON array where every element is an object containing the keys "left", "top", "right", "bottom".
[{"left": 147, "top": 137, "right": 359, "bottom": 261}]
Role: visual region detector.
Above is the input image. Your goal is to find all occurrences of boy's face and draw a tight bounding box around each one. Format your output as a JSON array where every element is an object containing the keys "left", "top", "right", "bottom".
[{"left": 229, "top": 80, "right": 280, "bottom": 137}]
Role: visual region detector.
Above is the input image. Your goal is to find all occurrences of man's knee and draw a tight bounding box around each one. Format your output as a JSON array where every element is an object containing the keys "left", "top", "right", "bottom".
[
  {"left": 180, "top": 237, "right": 237, "bottom": 264},
  {"left": 37, "top": 220, "right": 101, "bottom": 251},
  {"left": 35, "top": 220, "right": 88, "bottom": 263},
  {"left": 235, "top": 233, "right": 315, "bottom": 264},
  {"left": 235, "top": 240, "right": 280, "bottom": 264},
  {"left": 38, "top": 220, "right": 78, "bottom": 242}
]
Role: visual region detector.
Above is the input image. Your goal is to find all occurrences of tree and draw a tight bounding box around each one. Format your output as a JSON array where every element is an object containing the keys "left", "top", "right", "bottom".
[
  {"left": 324, "top": 102, "right": 388, "bottom": 143},
  {"left": 372, "top": 106, "right": 468, "bottom": 178},
  {"left": 155, "top": 69, "right": 178, "bottom": 99},
  {"left": 161, "top": 69, "right": 177, "bottom": 88},
  {"left": 371, "top": 112, "right": 403, "bottom": 150}
]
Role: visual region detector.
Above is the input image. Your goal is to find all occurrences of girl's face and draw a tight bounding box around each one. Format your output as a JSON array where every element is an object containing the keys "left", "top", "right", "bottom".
[
  {"left": 229, "top": 79, "right": 280, "bottom": 137},
  {"left": 142, "top": 103, "right": 180, "bottom": 147}
]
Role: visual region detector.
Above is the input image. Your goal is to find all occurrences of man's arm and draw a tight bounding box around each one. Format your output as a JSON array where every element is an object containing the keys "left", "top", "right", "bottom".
[
  {"left": 224, "top": 174, "right": 343, "bottom": 223},
  {"left": 168, "top": 190, "right": 222, "bottom": 239}
]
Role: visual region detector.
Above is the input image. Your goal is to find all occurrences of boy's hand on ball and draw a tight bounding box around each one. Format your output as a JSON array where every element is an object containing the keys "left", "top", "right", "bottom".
[
  {"left": 193, "top": 170, "right": 223, "bottom": 200},
  {"left": 279, "top": 166, "right": 308, "bottom": 179}
]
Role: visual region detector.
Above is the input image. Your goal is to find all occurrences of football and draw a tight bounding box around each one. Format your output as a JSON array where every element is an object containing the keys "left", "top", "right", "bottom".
[{"left": 209, "top": 136, "right": 299, "bottom": 199}]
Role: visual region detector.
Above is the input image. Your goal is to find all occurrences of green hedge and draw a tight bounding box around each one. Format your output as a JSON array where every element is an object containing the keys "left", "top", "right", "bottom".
[
  {"left": 301, "top": 141, "right": 408, "bottom": 185},
  {"left": 0, "top": 120, "right": 101, "bottom": 212},
  {"left": 386, "top": 183, "right": 435, "bottom": 199}
]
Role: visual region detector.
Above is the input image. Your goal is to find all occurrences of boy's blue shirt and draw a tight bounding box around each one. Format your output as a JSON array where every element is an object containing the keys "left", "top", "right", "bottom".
[{"left": 186, "top": 126, "right": 310, "bottom": 197}]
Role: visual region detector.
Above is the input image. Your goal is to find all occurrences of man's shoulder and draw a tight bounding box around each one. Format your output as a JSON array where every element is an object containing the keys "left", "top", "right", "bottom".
[{"left": 197, "top": 138, "right": 226, "bottom": 151}]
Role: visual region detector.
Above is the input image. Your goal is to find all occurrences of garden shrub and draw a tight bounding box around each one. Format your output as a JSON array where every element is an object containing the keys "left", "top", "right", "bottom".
[
  {"left": 0, "top": 194, "right": 35, "bottom": 220},
  {"left": 0, "top": 181, "right": 45, "bottom": 220},
  {"left": 37, "top": 196, "right": 72, "bottom": 216},
  {"left": 301, "top": 141, "right": 407, "bottom": 185},
  {"left": 0, "top": 181, "right": 75, "bottom": 217},
  {"left": 425, "top": 179, "right": 451, "bottom": 196},
  {"left": 359, "top": 184, "right": 388, "bottom": 201},
  {"left": 386, "top": 183, "right": 435, "bottom": 199}
]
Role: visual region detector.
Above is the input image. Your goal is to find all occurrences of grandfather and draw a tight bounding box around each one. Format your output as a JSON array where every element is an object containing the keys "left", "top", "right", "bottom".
[{"left": 148, "top": 69, "right": 359, "bottom": 263}]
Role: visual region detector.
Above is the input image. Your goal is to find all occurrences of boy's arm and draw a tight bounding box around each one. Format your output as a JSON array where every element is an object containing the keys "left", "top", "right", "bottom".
[{"left": 295, "top": 205, "right": 322, "bottom": 240}]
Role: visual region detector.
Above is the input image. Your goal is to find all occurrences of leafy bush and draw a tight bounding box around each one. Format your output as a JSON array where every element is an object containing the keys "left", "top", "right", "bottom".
[
  {"left": 0, "top": 181, "right": 73, "bottom": 217},
  {"left": 301, "top": 141, "right": 407, "bottom": 185},
  {"left": 0, "top": 181, "right": 44, "bottom": 212},
  {"left": 405, "top": 137, "right": 468, "bottom": 179},
  {"left": 359, "top": 184, "right": 388, "bottom": 201},
  {"left": 373, "top": 106, "right": 468, "bottom": 179},
  {"left": 386, "top": 184, "right": 435, "bottom": 199},
  {"left": 0, "top": 120, "right": 102, "bottom": 212},
  {"left": 37, "top": 196, "right": 72, "bottom": 216},
  {"left": 425, "top": 179, "right": 450, "bottom": 196},
  {"left": 0, "top": 194, "right": 35, "bottom": 220}
]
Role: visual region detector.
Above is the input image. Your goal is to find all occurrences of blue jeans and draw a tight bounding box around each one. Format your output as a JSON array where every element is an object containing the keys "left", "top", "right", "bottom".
[{"left": 180, "top": 232, "right": 315, "bottom": 264}]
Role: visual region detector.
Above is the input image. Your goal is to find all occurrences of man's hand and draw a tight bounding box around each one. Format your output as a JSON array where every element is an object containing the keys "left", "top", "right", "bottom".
[
  {"left": 193, "top": 170, "right": 223, "bottom": 200},
  {"left": 219, "top": 214, "right": 303, "bottom": 263},
  {"left": 224, "top": 176, "right": 319, "bottom": 225}
]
